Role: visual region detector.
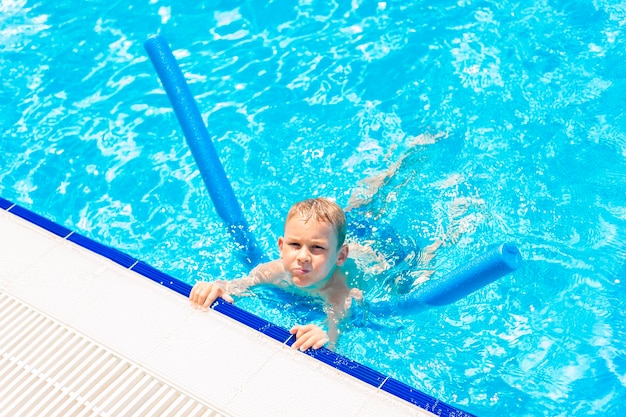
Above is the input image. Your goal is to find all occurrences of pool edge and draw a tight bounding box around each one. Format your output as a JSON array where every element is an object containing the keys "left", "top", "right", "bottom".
[{"left": 0, "top": 195, "right": 476, "bottom": 417}]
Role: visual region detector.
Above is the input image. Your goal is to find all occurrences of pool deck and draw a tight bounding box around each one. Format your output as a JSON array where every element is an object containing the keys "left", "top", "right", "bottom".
[{"left": 0, "top": 200, "right": 468, "bottom": 417}]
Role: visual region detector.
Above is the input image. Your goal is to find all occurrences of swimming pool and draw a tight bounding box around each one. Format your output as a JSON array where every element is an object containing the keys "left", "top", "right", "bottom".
[{"left": 2, "top": 0, "right": 625, "bottom": 416}]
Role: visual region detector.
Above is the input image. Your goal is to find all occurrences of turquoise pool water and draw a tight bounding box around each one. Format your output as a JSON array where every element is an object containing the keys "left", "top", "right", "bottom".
[{"left": 2, "top": 1, "right": 625, "bottom": 415}]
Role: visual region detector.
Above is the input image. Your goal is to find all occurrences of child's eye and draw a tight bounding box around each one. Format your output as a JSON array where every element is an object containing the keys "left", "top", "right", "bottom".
[
  {"left": 313, "top": 245, "right": 326, "bottom": 250},
  {"left": 289, "top": 243, "right": 301, "bottom": 248}
]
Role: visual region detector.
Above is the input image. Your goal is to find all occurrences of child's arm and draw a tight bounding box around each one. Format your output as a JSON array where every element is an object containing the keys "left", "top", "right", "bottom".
[
  {"left": 290, "top": 305, "right": 346, "bottom": 350},
  {"left": 189, "top": 260, "right": 285, "bottom": 310},
  {"left": 290, "top": 289, "right": 362, "bottom": 351}
]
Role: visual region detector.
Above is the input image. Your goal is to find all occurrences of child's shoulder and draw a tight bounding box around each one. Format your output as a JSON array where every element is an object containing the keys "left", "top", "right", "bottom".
[{"left": 251, "top": 260, "right": 290, "bottom": 286}]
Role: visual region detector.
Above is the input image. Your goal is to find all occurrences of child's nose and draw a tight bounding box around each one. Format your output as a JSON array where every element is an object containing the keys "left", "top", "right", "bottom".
[{"left": 297, "top": 247, "right": 311, "bottom": 261}]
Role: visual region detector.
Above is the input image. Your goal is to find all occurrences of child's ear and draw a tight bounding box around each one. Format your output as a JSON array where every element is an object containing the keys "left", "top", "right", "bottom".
[
  {"left": 278, "top": 237, "right": 284, "bottom": 258},
  {"left": 336, "top": 244, "right": 349, "bottom": 266}
]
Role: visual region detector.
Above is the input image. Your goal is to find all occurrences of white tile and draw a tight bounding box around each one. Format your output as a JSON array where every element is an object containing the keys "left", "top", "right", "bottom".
[
  {"left": 70, "top": 265, "right": 192, "bottom": 362},
  {"left": 229, "top": 347, "right": 375, "bottom": 417},
  {"left": 357, "top": 391, "right": 437, "bottom": 417},
  {"left": 0, "top": 212, "right": 62, "bottom": 288},
  {"left": 5, "top": 241, "right": 112, "bottom": 322},
  {"left": 0, "top": 208, "right": 441, "bottom": 417},
  {"left": 146, "top": 308, "right": 280, "bottom": 409}
]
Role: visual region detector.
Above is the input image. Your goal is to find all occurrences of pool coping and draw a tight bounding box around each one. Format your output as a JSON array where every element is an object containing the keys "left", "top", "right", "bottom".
[{"left": 0, "top": 195, "right": 476, "bottom": 417}]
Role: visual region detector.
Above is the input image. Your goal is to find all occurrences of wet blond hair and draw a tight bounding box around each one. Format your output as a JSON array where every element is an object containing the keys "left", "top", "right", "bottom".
[{"left": 285, "top": 198, "right": 346, "bottom": 248}]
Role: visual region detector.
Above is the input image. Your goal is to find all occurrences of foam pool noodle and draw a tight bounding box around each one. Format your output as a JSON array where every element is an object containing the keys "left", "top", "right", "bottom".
[
  {"left": 144, "top": 34, "right": 267, "bottom": 268},
  {"left": 371, "top": 243, "right": 522, "bottom": 315}
]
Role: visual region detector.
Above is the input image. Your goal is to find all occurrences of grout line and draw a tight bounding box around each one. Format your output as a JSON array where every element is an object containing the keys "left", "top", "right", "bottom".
[{"left": 284, "top": 334, "right": 295, "bottom": 346}]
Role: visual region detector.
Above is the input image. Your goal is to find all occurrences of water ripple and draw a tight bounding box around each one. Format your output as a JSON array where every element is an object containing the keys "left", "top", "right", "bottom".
[{"left": 2, "top": 1, "right": 626, "bottom": 415}]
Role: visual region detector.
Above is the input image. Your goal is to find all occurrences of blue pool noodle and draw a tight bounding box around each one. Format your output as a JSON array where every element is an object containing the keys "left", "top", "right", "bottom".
[
  {"left": 143, "top": 34, "right": 519, "bottom": 309},
  {"left": 144, "top": 35, "right": 266, "bottom": 268},
  {"left": 397, "top": 243, "right": 522, "bottom": 310}
]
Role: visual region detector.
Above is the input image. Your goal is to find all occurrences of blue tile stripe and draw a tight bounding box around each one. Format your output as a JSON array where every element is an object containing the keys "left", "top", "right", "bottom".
[
  {"left": 130, "top": 261, "right": 193, "bottom": 296},
  {"left": 304, "top": 347, "right": 388, "bottom": 388},
  {"left": 66, "top": 233, "right": 137, "bottom": 268},
  {"left": 0, "top": 196, "right": 13, "bottom": 210},
  {"left": 7, "top": 203, "right": 73, "bottom": 238},
  {"left": 0, "top": 196, "right": 476, "bottom": 417},
  {"left": 381, "top": 378, "right": 476, "bottom": 416}
]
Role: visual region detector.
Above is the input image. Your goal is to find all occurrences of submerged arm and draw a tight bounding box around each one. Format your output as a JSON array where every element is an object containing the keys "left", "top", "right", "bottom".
[{"left": 291, "top": 286, "right": 363, "bottom": 351}]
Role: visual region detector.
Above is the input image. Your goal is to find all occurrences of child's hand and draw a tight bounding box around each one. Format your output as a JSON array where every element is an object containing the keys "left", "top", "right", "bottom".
[
  {"left": 189, "top": 281, "right": 234, "bottom": 311},
  {"left": 289, "top": 324, "right": 329, "bottom": 351}
]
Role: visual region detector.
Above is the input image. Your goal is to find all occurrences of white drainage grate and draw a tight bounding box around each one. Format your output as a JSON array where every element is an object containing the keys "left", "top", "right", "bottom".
[{"left": 0, "top": 291, "right": 225, "bottom": 417}]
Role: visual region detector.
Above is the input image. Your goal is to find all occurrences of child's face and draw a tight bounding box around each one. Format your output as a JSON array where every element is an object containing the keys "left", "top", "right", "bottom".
[{"left": 278, "top": 216, "right": 348, "bottom": 290}]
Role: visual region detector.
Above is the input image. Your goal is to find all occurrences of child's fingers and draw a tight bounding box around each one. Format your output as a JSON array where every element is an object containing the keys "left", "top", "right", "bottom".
[
  {"left": 289, "top": 326, "right": 307, "bottom": 350},
  {"left": 289, "top": 324, "right": 310, "bottom": 340},
  {"left": 289, "top": 325, "right": 303, "bottom": 336},
  {"left": 289, "top": 325, "right": 328, "bottom": 351},
  {"left": 200, "top": 288, "right": 217, "bottom": 310},
  {"left": 292, "top": 333, "right": 313, "bottom": 351},
  {"left": 189, "top": 282, "right": 233, "bottom": 311},
  {"left": 191, "top": 285, "right": 210, "bottom": 308},
  {"left": 298, "top": 334, "right": 329, "bottom": 351},
  {"left": 189, "top": 283, "right": 207, "bottom": 307},
  {"left": 312, "top": 337, "right": 330, "bottom": 350},
  {"left": 200, "top": 286, "right": 229, "bottom": 310}
]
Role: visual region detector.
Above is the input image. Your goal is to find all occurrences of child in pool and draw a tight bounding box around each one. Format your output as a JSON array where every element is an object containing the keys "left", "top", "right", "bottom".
[{"left": 189, "top": 197, "right": 363, "bottom": 351}]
